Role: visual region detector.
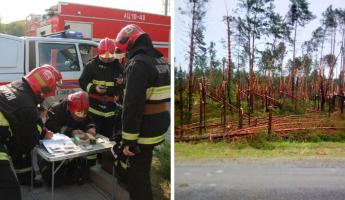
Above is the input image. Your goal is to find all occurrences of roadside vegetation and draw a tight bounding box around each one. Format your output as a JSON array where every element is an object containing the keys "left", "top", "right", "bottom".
[
  {"left": 176, "top": 128, "right": 345, "bottom": 161},
  {"left": 176, "top": 141, "right": 345, "bottom": 161},
  {"left": 152, "top": 141, "right": 170, "bottom": 200},
  {"left": 0, "top": 20, "right": 25, "bottom": 36}
]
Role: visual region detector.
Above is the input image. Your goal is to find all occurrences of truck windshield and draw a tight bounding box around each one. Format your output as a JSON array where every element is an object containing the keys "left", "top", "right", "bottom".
[
  {"left": 79, "top": 44, "right": 98, "bottom": 67},
  {"left": 39, "top": 43, "right": 80, "bottom": 72}
]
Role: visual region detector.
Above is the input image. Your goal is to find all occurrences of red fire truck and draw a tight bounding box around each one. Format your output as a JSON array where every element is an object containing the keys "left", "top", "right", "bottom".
[{"left": 26, "top": 2, "right": 171, "bottom": 60}]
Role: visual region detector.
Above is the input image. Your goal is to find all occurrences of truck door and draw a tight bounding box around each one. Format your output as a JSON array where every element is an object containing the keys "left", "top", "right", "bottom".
[
  {"left": 78, "top": 43, "right": 98, "bottom": 67},
  {"left": 0, "top": 34, "right": 25, "bottom": 84},
  {"left": 37, "top": 42, "right": 81, "bottom": 102}
]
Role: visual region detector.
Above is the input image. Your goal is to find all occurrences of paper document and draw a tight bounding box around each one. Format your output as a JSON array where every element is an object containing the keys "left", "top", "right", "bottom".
[{"left": 41, "top": 133, "right": 81, "bottom": 155}]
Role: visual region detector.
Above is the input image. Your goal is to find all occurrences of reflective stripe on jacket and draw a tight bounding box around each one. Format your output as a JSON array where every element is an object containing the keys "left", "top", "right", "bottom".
[{"left": 122, "top": 45, "right": 170, "bottom": 146}]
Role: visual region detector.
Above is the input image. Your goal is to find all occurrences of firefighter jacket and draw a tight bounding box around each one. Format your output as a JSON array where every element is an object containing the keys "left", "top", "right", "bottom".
[
  {"left": 79, "top": 56, "right": 124, "bottom": 118},
  {"left": 0, "top": 79, "right": 44, "bottom": 155},
  {"left": 122, "top": 42, "right": 170, "bottom": 146},
  {"left": 45, "top": 100, "right": 96, "bottom": 137}
]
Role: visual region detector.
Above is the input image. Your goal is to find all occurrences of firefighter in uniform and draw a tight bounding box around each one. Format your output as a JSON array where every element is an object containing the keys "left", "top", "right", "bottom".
[
  {"left": 114, "top": 24, "right": 170, "bottom": 200},
  {"left": 11, "top": 65, "right": 60, "bottom": 187},
  {"left": 79, "top": 38, "right": 123, "bottom": 139},
  {"left": 11, "top": 112, "right": 53, "bottom": 187},
  {"left": 42, "top": 91, "right": 97, "bottom": 185},
  {"left": 45, "top": 91, "right": 96, "bottom": 139},
  {"left": 0, "top": 65, "right": 62, "bottom": 200}
]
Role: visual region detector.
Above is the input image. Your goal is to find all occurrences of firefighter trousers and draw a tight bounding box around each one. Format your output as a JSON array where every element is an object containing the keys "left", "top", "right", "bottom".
[
  {"left": 127, "top": 145, "right": 154, "bottom": 200},
  {"left": 0, "top": 159, "right": 21, "bottom": 200}
]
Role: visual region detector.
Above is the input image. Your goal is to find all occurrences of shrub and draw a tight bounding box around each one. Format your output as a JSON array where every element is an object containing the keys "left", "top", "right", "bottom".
[
  {"left": 154, "top": 142, "right": 170, "bottom": 181},
  {"left": 247, "top": 131, "right": 275, "bottom": 150},
  {"left": 306, "top": 133, "right": 321, "bottom": 143}
]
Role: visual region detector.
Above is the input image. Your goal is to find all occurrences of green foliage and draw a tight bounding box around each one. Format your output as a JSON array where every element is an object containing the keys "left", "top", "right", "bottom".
[
  {"left": 278, "top": 100, "right": 295, "bottom": 114},
  {"left": 208, "top": 41, "right": 220, "bottom": 69},
  {"left": 284, "top": 130, "right": 345, "bottom": 143},
  {"left": 323, "top": 54, "right": 336, "bottom": 68},
  {"left": 322, "top": 5, "right": 337, "bottom": 28},
  {"left": 306, "top": 132, "right": 322, "bottom": 142},
  {"left": 268, "top": 133, "right": 283, "bottom": 142},
  {"left": 276, "top": 100, "right": 308, "bottom": 115},
  {"left": 247, "top": 131, "right": 275, "bottom": 150},
  {"left": 0, "top": 20, "right": 25, "bottom": 36},
  {"left": 287, "top": 0, "right": 315, "bottom": 27},
  {"left": 174, "top": 66, "right": 187, "bottom": 92},
  {"left": 228, "top": 81, "right": 237, "bottom": 104},
  {"left": 154, "top": 142, "right": 171, "bottom": 181},
  {"left": 174, "top": 90, "right": 193, "bottom": 125}
]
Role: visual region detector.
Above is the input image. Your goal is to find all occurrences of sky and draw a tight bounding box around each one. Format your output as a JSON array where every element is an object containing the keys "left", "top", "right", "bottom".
[
  {"left": 0, "top": 0, "right": 169, "bottom": 23},
  {"left": 175, "top": 0, "right": 345, "bottom": 77}
]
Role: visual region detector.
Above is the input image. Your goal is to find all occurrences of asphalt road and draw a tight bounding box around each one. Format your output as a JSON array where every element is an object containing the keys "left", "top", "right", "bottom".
[{"left": 175, "top": 159, "right": 345, "bottom": 200}]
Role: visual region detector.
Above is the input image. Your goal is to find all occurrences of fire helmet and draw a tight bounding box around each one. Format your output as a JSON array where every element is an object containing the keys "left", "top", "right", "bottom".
[
  {"left": 66, "top": 91, "right": 89, "bottom": 118},
  {"left": 98, "top": 37, "right": 115, "bottom": 62},
  {"left": 115, "top": 24, "right": 146, "bottom": 54},
  {"left": 24, "top": 65, "right": 61, "bottom": 99},
  {"left": 39, "top": 64, "right": 63, "bottom": 87}
]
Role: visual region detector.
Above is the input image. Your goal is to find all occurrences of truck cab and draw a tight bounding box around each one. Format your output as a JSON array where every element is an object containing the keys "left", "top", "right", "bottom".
[{"left": 0, "top": 33, "right": 98, "bottom": 105}]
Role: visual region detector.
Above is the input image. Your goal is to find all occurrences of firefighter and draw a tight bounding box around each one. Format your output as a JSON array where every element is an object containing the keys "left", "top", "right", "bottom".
[
  {"left": 113, "top": 24, "right": 170, "bottom": 200},
  {"left": 0, "top": 65, "right": 62, "bottom": 200},
  {"left": 10, "top": 65, "right": 61, "bottom": 187},
  {"left": 12, "top": 104, "right": 54, "bottom": 187},
  {"left": 41, "top": 91, "right": 96, "bottom": 186},
  {"left": 79, "top": 37, "right": 123, "bottom": 139},
  {"left": 45, "top": 91, "right": 96, "bottom": 139}
]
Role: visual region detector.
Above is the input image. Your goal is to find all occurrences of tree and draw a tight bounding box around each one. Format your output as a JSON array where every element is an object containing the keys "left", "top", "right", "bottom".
[
  {"left": 223, "top": 15, "right": 233, "bottom": 108},
  {"left": 267, "top": 12, "right": 290, "bottom": 48},
  {"left": 322, "top": 6, "right": 338, "bottom": 96},
  {"left": 194, "top": 26, "right": 208, "bottom": 78},
  {"left": 0, "top": 20, "right": 25, "bottom": 36},
  {"left": 207, "top": 41, "right": 220, "bottom": 87},
  {"left": 208, "top": 41, "right": 219, "bottom": 69},
  {"left": 276, "top": 42, "right": 287, "bottom": 92},
  {"left": 179, "top": 0, "right": 209, "bottom": 122},
  {"left": 263, "top": 12, "right": 289, "bottom": 98},
  {"left": 232, "top": 30, "right": 248, "bottom": 106},
  {"left": 287, "top": 0, "right": 315, "bottom": 104},
  {"left": 309, "top": 26, "right": 326, "bottom": 110},
  {"left": 236, "top": 0, "right": 275, "bottom": 113},
  {"left": 300, "top": 40, "right": 316, "bottom": 97},
  {"left": 335, "top": 8, "right": 345, "bottom": 94},
  {"left": 323, "top": 54, "right": 337, "bottom": 93}
]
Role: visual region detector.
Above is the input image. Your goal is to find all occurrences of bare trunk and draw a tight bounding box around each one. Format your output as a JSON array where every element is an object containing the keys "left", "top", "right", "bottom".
[
  {"left": 292, "top": 21, "right": 297, "bottom": 105},
  {"left": 319, "top": 30, "right": 326, "bottom": 111},
  {"left": 187, "top": 1, "right": 197, "bottom": 122},
  {"left": 226, "top": 16, "right": 233, "bottom": 111},
  {"left": 199, "top": 82, "right": 203, "bottom": 135},
  {"left": 178, "top": 66, "right": 184, "bottom": 137},
  {"left": 221, "top": 60, "right": 226, "bottom": 128},
  {"left": 247, "top": 34, "right": 252, "bottom": 114},
  {"left": 341, "top": 30, "right": 345, "bottom": 94},
  {"left": 249, "top": 30, "right": 255, "bottom": 113}
]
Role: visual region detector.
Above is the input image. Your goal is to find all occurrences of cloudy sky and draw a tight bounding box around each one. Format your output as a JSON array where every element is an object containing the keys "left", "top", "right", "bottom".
[{"left": 0, "top": 0, "right": 169, "bottom": 23}]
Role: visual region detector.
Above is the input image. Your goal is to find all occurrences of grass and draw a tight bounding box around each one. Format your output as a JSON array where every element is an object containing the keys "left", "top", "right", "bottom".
[
  {"left": 175, "top": 140, "right": 345, "bottom": 161},
  {"left": 152, "top": 142, "right": 171, "bottom": 200}
]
